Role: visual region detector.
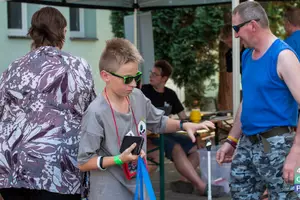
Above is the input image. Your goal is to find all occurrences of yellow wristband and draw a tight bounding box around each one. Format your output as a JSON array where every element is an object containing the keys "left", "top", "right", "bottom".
[{"left": 228, "top": 135, "right": 239, "bottom": 143}]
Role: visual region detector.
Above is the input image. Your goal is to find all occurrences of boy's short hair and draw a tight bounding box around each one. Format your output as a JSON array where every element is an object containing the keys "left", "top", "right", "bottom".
[
  {"left": 154, "top": 60, "right": 173, "bottom": 77},
  {"left": 99, "top": 38, "right": 143, "bottom": 72}
]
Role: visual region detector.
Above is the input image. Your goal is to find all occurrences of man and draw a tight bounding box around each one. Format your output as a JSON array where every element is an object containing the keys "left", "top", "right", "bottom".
[
  {"left": 141, "top": 60, "right": 224, "bottom": 197},
  {"left": 284, "top": 7, "right": 300, "bottom": 116},
  {"left": 284, "top": 7, "right": 300, "bottom": 57},
  {"left": 217, "top": 1, "right": 300, "bottom": 199}
]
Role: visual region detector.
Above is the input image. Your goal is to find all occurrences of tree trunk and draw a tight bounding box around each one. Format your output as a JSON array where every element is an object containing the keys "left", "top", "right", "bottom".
[
  {"left": 217, "top": 11, "right": 233, "bottom": 111},
  {"left": 217, "top": 42, "right": 233, "bottom": 111}
]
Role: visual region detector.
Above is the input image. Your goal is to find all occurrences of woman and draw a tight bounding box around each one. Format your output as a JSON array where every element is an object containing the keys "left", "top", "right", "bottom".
[{"left": 0, "top": 7, "right": 95, "bottom": 200}]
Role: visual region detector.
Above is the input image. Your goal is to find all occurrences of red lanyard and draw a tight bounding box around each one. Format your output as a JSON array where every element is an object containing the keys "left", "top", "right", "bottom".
[{"left": 104, "top": 88, "right": 139, "bottom": 147}]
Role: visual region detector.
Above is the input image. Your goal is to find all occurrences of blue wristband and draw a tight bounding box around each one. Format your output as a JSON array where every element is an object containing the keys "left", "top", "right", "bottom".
[{"left": 179, "top": 120, "right": 188, "bottom": 130}]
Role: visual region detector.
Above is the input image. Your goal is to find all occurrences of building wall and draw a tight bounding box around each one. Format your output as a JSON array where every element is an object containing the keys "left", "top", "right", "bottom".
[
  {"left": 0, "top": 2, "right": 218, "bottom": 104},
  {"left": 0, "top": 2, "right": 113, "bottom": 93},
  {"left": 165, "top": 78, "right": 186, "bottom": 105}
]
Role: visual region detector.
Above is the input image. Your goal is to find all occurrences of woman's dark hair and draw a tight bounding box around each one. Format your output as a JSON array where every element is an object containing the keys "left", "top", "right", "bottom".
[{"left": 28, "top": 7, "right": 67, "bottom": 49}]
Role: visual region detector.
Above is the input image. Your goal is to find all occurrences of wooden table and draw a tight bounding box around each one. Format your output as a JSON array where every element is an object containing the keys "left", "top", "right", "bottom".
[
  {"left": 177, "top": 129, "right": 215, "bottom": 149},
  {"left": 209, "top": 116, "right": 233, "bottom": 145},
  {"left": 178, "top": 115, "right": 233, "bottom": 145}
]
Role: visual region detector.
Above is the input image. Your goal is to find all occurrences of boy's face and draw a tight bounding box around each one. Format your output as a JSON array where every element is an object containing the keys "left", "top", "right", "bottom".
[
  {"left": 149, "top": 67, "right": 168, "bottom": 87},
  {"left": 104, "top": 62, "right": 139, "bottom": 97}
]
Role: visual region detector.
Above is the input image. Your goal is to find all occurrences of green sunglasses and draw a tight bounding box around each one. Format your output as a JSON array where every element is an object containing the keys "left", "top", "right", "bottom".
[{"left": 108, "top": 71, "right": 142, "bottom": 84}]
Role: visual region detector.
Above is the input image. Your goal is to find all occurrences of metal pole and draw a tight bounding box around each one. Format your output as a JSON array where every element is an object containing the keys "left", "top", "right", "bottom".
[
  {"left": 206, "top": 139, "right": 212, "bottom": 200},
  {"left": 159, "top": 135, "right": 165, "bottom": 200},
  {"left": 134, "top": 0, "right": 138, "bottom": 46},
  {"left": 232, "top": 0, "right": 240, "bottom": 118}
]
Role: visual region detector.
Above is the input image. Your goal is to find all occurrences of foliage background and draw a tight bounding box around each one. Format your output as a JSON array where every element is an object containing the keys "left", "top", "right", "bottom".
[{"left": 110, "top": 1, "right": 300, "bottom": 109}]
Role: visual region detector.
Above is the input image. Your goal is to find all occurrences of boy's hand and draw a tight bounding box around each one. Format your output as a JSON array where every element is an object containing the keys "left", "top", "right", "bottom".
[
  {"left": 183, "top": 121, "right": 215, "bottom": 142},
  {"left": 139, "top": 150, "right": 146, "bottom": 158},
  {"left": 119, "top": 143, "right": 139, "bottom": 163}
]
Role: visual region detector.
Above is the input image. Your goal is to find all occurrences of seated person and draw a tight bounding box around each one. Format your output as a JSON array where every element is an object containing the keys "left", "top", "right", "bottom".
[{"left": 141, "top": 60, "right": 224, "bottom": 197}]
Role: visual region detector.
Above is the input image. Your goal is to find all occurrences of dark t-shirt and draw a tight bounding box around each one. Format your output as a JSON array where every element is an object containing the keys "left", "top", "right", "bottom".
[
  {"left": 226, "top": 48, "right": 245, "bottom": 74},
  {"left": 141, "top": 84, "right": 184, "bottom": 115}
]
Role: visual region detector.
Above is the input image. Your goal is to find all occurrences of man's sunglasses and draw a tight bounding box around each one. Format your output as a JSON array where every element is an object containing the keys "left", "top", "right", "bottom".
[
  {"left": 232, "top": 18, "right": 260, "bottom": 33},
  {"left": 108, "top": 71, "right": 142, "bottom": 84}
]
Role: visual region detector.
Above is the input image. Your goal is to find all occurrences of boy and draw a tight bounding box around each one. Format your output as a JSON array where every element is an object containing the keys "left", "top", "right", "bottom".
[
  {"left": 77, "top": 38, "right": 215, "bottom": 200},
  {"left": 142, "top": 60, "right": 224, "bottom": 197}
]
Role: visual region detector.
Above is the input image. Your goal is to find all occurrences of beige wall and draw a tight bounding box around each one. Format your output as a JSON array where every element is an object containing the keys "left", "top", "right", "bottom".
[{"left": 0, "top": 2, "right": 113, "bottom": 93}]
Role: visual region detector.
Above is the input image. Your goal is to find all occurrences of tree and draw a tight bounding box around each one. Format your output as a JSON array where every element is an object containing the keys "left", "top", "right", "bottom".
[
  {"left": 266, "top": 1, "right": 300, "bottom": 39},
  {"left": 110, "top": 6, "right": 225, "bottom": 109},
  {"left": 217, "top": 8, "right": 233, "bottom": 111},
  {"left": 217, "top": 1, "right": 300, "bottom": 111},
  {"left": 110, "top": 1, "right": 300, "bottom": 111}
]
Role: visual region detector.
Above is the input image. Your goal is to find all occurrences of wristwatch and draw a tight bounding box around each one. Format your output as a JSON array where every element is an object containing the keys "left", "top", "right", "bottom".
[{"left": 179, "top": 120, "right": 188, "bottom": 130}]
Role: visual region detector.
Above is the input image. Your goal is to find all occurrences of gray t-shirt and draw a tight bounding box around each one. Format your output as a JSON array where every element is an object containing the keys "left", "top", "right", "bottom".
[{"left": 77, "top": 88, "right": 168, "bottom": 200}]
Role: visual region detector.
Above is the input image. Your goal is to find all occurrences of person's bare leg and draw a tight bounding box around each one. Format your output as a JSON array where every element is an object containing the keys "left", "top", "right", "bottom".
[
  {"left": 172, "top": 144, "right": 206, "bottom": 193},
  {"left": 187, "top": 146, "right": 200, "bottom": 169},
  {"left": 147, "top": 140, "right": 159, "bottom": 174},
  {"left": 179, "top": 146, "right": 199, "bottom": 182}
]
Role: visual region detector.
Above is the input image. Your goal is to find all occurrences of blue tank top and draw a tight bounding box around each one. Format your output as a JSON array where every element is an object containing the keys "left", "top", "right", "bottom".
[
  {"left": 285, "top": 30, "right": 300, "bottom": 57},
  {"left": 241, "top": 39, "right": 298, "bottom": 135}
]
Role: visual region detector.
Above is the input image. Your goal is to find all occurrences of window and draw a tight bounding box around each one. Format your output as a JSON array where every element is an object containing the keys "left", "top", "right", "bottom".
[
  {"left": 7, "top": 2, "right": 28, "bottom": 36},
  {"left": 69, "top": 8, "right": 84, "bottom": 38}
]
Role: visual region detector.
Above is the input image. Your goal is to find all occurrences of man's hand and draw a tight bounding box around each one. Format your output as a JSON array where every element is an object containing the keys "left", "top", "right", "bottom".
[
  {"left": 183, "top": 120, "right": 215, "bottom": 142},
  {"left": 283, "top": 148, "right": 300, "bottom": 184},
  {"left": 216, "top": 142, "right": 235, "bottom": 165}
]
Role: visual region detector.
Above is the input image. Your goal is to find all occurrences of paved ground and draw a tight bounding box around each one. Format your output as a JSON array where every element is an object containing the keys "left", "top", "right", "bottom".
[{"left": 150, "top": 159, "right": 231, "bottom": 200}]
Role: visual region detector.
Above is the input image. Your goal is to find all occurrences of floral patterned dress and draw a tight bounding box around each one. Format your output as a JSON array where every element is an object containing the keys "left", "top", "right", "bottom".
[{"left": 0, "top": 46, "right": 96, "bottom": 194}]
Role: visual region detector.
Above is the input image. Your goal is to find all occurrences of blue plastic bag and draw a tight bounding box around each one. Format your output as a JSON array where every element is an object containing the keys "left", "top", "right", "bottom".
[{"left": 134, "top": 157, "right": 156, "bottom": 200}]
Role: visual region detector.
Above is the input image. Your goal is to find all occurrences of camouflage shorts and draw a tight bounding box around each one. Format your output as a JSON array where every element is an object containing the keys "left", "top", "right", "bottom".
[{"left": 230, "top": 132, "right": 300, "bottom": 200}]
